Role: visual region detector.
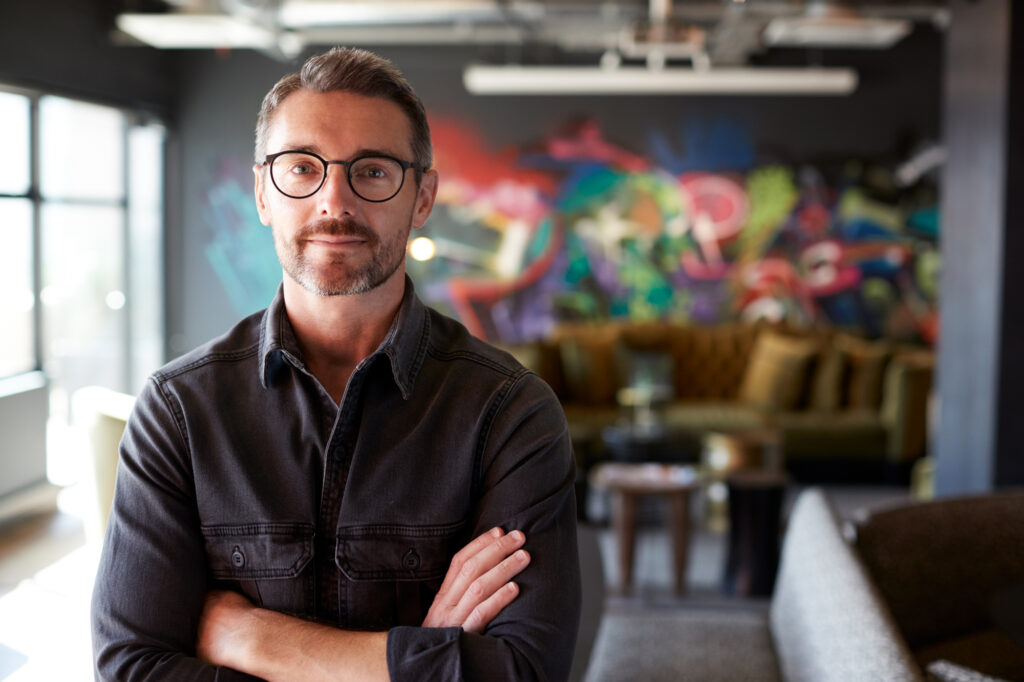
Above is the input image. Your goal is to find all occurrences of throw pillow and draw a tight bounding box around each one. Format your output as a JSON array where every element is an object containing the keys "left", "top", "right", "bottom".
[
  {"left": 737, "top": 330, "right": 819, "bottom": 411},
  {"left": 834, "top": 334, "right": 891, "bottom": 409},
  {"left": 558, "top": 324, "right": 621, "bottom": 405},
  {"left": 808, "top": 346, "right": 847, "bottom": 412}
]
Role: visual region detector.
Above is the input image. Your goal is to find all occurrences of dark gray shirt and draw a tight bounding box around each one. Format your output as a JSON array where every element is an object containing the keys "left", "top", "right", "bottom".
[{"left": 91, "top": 280, "right": 580, "bottom": 681}]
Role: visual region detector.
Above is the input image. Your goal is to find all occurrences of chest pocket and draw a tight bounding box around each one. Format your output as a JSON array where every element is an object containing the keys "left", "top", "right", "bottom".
[
  {"left": 336, "top": 521, "right": 465, "bottom": 629},
  {"left": 202, "top": 522, "right": 314, "bottom": 614}
]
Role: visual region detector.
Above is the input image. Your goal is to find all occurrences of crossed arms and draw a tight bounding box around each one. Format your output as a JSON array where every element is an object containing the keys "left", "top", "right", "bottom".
[{"left": 195, "top": 527, "right": 531, "bottom": 681}]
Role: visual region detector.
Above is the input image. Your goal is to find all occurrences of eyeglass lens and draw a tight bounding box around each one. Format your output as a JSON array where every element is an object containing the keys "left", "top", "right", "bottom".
[{"left": 270, "top": 152, "right": 406, "bottom": 201}]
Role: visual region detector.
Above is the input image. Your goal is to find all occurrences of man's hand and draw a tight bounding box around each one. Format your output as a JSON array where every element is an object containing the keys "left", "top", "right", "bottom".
[{"left": 422, "top": 527, "right": 530, "bottom": 634}]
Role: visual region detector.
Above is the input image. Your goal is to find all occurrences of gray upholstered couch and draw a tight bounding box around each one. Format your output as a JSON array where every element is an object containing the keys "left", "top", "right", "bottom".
[{"left": 583, "top": 488, "right": 1024, "bottom": 681}]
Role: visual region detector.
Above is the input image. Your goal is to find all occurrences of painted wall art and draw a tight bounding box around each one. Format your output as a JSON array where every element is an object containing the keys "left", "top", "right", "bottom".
[{"left": 204, "top": 116, "right": 940, "bottom": 346}]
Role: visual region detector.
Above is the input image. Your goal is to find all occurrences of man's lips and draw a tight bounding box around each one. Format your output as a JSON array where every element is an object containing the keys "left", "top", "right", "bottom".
[{"left": 305, "top": 235, "right": 367, "bottom": 246}]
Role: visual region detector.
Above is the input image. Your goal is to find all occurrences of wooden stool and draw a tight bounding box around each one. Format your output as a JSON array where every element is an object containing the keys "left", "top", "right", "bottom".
[
  {"left": 722, "top": 470, "right": 790, "bottom": 597},
  {"left": 591, "top": 462, "right": 702, "bottom": 595}
]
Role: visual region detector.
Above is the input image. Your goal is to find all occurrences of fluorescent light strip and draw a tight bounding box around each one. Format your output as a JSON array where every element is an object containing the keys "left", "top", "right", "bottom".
[
  {"left": 463, "top": 66, "right": 858, "bottom": 96},
  {"left": 279, "top": 1, "right": 540, "bottom": 28},
  {"left": 116, "top": 14, "right": 277, "bottom": 49}
]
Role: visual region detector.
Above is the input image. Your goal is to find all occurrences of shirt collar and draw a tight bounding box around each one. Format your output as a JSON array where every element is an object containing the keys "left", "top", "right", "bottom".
[{"left": 258, "top": 276, "right": 430, "bottom": 400}]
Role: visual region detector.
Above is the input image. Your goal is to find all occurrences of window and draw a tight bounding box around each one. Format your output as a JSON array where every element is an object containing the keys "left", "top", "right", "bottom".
[
  {"left": 0, "top": 85, "right": 165, "bottom": 417},
  {"left": 0, "top": 92, "right": 34, "bottom": 379}
]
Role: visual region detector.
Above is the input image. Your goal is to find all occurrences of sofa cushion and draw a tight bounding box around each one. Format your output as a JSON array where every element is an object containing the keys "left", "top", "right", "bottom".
[
  {"left": 808, "top": 346, "right": 847, "bottom": 412},
  {"left": 834, "top": 334, "right": 892, "bottom": 409},
  {"left": 671, "top": 324, "right": 759, "bottom": 401},
  {"left": 850, "top": 492, "right": 1024, "bottom": 653},
  {"left": 738, "top": 330, "right": 819, "bottom": 411},
  {"left": 775, "top": 409, "right": 888, "bottom": 458},
  {"left": 661, "top": 402, "right": 766, "bottom": 433},
  {"left": 770, "top": 488, "right": 922, "bottom": 682}
]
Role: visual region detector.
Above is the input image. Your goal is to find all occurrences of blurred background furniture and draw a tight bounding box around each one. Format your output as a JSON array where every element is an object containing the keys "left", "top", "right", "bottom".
[
  {"left": 590, "top": 462, "right": 701, "bottom": 595},
  {"left": 722, "top": 469, "right": 790, "bottom": 597},
  {"left": 72, "top": 386, "right": 135, "bottom": 545},
  {"left": 514, "top": 321, "right": 934, "bottom": 485},
  {"left": 849, "top": 491, "right": 1024, "bottom": 681},
  {"left": 586, "top": 487, "right": 1024, "bottom": 681}
]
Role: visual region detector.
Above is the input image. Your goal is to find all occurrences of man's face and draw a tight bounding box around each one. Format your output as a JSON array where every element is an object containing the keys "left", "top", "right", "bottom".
[{"left": 254, "top": 89, "right": 437, "bottom": 296}]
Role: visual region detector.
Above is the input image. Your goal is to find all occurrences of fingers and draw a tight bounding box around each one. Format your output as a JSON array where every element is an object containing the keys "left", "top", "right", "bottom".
[
  {"left": 423, "top": 527, "right": 530, "bottom": 631},
  {"left": 459, "top": 550, "right": 530, "bottom": 634},
  {"left": 435, "top": 526, "right": 505, "bottom": 597},
  {"left": 462, "top": 582, "right": 519, "bottom": 635}
]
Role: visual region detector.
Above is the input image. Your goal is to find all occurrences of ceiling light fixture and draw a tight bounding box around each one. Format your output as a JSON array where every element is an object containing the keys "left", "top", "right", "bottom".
[
  {"left": 462, "top": 65, "right": 858, "bottom": 96},
  {"left": 116, "top": 13, "right": 277, "bottom": 49}
]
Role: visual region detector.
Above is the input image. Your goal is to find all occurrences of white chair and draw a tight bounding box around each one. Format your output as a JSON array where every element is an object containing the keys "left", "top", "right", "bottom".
[{"left": 72, "top": 386, "right": 135, "bottom": 545}]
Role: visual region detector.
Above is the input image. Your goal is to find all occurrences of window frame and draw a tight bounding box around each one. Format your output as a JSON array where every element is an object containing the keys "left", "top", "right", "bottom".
[{"left": 0, "top": 83, "right": 166, "bottom": 391}]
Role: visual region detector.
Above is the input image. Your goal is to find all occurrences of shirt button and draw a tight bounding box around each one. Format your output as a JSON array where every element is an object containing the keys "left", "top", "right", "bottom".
[
  {"left": 403, "top": 548, "right": 420, "bottom": 570},
  {"left": 231, "top": 546, "right": 245, "bottom": 568}
]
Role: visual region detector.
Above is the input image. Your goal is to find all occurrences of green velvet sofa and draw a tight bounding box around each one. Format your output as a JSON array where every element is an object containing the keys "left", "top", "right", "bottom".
[{"left": 507, "top": 321, "right": 934, "bottom": 479}]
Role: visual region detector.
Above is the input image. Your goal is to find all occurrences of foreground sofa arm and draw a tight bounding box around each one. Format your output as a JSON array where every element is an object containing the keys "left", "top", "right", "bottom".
[{"left": 770, "top": 488, "right": 923, "bottom": 682}]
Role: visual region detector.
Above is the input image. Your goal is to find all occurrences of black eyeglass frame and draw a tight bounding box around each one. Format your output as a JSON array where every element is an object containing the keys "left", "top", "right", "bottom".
[{"left": 262, "top": 149, "right": 422, "bottom": 203}]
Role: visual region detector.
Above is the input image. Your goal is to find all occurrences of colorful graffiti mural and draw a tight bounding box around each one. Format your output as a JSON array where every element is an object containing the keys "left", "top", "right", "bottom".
[
  {"left": 409, "top": 117, "right": 939, "bottom": 345},
  {"left": 203, "top": 116, "right": 940, "bottom": 346}
]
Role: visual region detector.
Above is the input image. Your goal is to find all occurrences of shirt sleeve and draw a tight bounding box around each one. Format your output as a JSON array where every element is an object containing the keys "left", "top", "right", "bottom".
[
  {"left": 90, "top": 378, "right": 256, "bottom": 681},
  {"left": 386, "top": 372, "right": 582, "bottom": 682}
]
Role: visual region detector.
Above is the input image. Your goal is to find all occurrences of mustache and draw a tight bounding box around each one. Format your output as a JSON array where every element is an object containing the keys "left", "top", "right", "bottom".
[{"left": 297, "top": 217, "right": 378, "bottom": 244}]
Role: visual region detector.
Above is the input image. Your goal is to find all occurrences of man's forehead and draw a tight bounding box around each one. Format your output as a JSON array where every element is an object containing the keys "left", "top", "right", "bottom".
[{"left": 265, "top": 89, "right": 413, "bottom": 155}]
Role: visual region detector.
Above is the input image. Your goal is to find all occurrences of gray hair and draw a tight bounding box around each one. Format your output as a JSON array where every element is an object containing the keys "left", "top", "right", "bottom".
[{"left": 254, "top": 47, "right": 432, "bottom": 176}]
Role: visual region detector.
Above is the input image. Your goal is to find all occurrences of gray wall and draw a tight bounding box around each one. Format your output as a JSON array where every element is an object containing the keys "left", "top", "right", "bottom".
[{"left": 170, "top": 30, "right": 943, "bottom": 354}]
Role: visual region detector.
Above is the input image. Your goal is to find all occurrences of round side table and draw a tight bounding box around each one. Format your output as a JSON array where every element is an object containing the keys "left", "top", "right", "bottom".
[{"left": 590, "top": 462, "right": 702, "bottom": 595}]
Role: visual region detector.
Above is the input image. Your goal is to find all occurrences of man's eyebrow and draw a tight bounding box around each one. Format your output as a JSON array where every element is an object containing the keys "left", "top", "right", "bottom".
[
  {"left": 271, "top": 145, "right": 412, "bottom": 161},
  {"left": 352, "top": 147, "right": 407, "bottom": 160},
  {"left": 276, "top": 143, "right": 322, "bottom": 155}
]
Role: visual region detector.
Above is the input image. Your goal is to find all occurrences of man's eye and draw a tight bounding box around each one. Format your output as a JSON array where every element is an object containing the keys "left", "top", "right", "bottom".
[
  {"left": 357, "top": 166, "right": 389, "bottom": 180},
  {"left": 290, "top": 163, "right": 315, "bottom": 175}
]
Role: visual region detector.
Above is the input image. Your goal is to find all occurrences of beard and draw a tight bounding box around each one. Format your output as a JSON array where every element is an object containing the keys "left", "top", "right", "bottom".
[{"left": 274, "top": 216, "right": 410, "bottom": 296}]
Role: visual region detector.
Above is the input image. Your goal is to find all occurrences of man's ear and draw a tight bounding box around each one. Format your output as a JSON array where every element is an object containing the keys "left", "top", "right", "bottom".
[
  {"left": 411, "top": 169, "right": 439, "bottom": 230},
  {"left": 253, "top": 165, "right": 272, "bottom": 226}
]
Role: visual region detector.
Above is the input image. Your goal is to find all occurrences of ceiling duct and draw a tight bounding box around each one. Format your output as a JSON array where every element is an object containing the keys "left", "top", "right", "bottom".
[{"left": 763, "top": 1, "right": 913, "bottom": 48}]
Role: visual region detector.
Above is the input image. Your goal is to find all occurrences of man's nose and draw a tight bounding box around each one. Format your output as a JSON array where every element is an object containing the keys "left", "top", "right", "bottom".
[{"left": 316, "top": 164, "right": 357, "bottom": 215}]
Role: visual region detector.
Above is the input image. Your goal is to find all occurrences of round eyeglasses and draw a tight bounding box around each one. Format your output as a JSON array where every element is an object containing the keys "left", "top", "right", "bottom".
[{"left": 262, "top": 150, "right": 420, "bottom": 203}]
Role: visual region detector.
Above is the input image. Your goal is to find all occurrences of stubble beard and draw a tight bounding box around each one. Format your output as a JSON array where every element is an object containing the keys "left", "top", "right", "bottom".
[{"left": 275, "top": 216, "right": 411, "bottom": 296}]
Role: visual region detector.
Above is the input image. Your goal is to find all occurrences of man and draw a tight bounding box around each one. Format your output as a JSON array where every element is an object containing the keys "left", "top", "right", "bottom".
[{"left": 91, "top": 47, "right": 580, "bottom": 681}]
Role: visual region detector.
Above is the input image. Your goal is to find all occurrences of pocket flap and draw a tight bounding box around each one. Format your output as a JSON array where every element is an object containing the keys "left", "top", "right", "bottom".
[
  {"left": 336, "top": 522, "right": 464, "bottom": 582},
  {"left": 202, "top": 523, "right": 314, "bottom": 580}
]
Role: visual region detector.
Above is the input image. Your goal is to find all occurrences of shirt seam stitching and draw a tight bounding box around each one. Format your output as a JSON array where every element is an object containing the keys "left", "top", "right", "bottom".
[
  {"left": 151, "top": 376, "right": 194, "bottom": 483},
  {"left": 473, "top": 370, "right": 531, "bottom": 497},
  {"left": 154, "top": 344, "right": 261, "bottom": 382}
]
